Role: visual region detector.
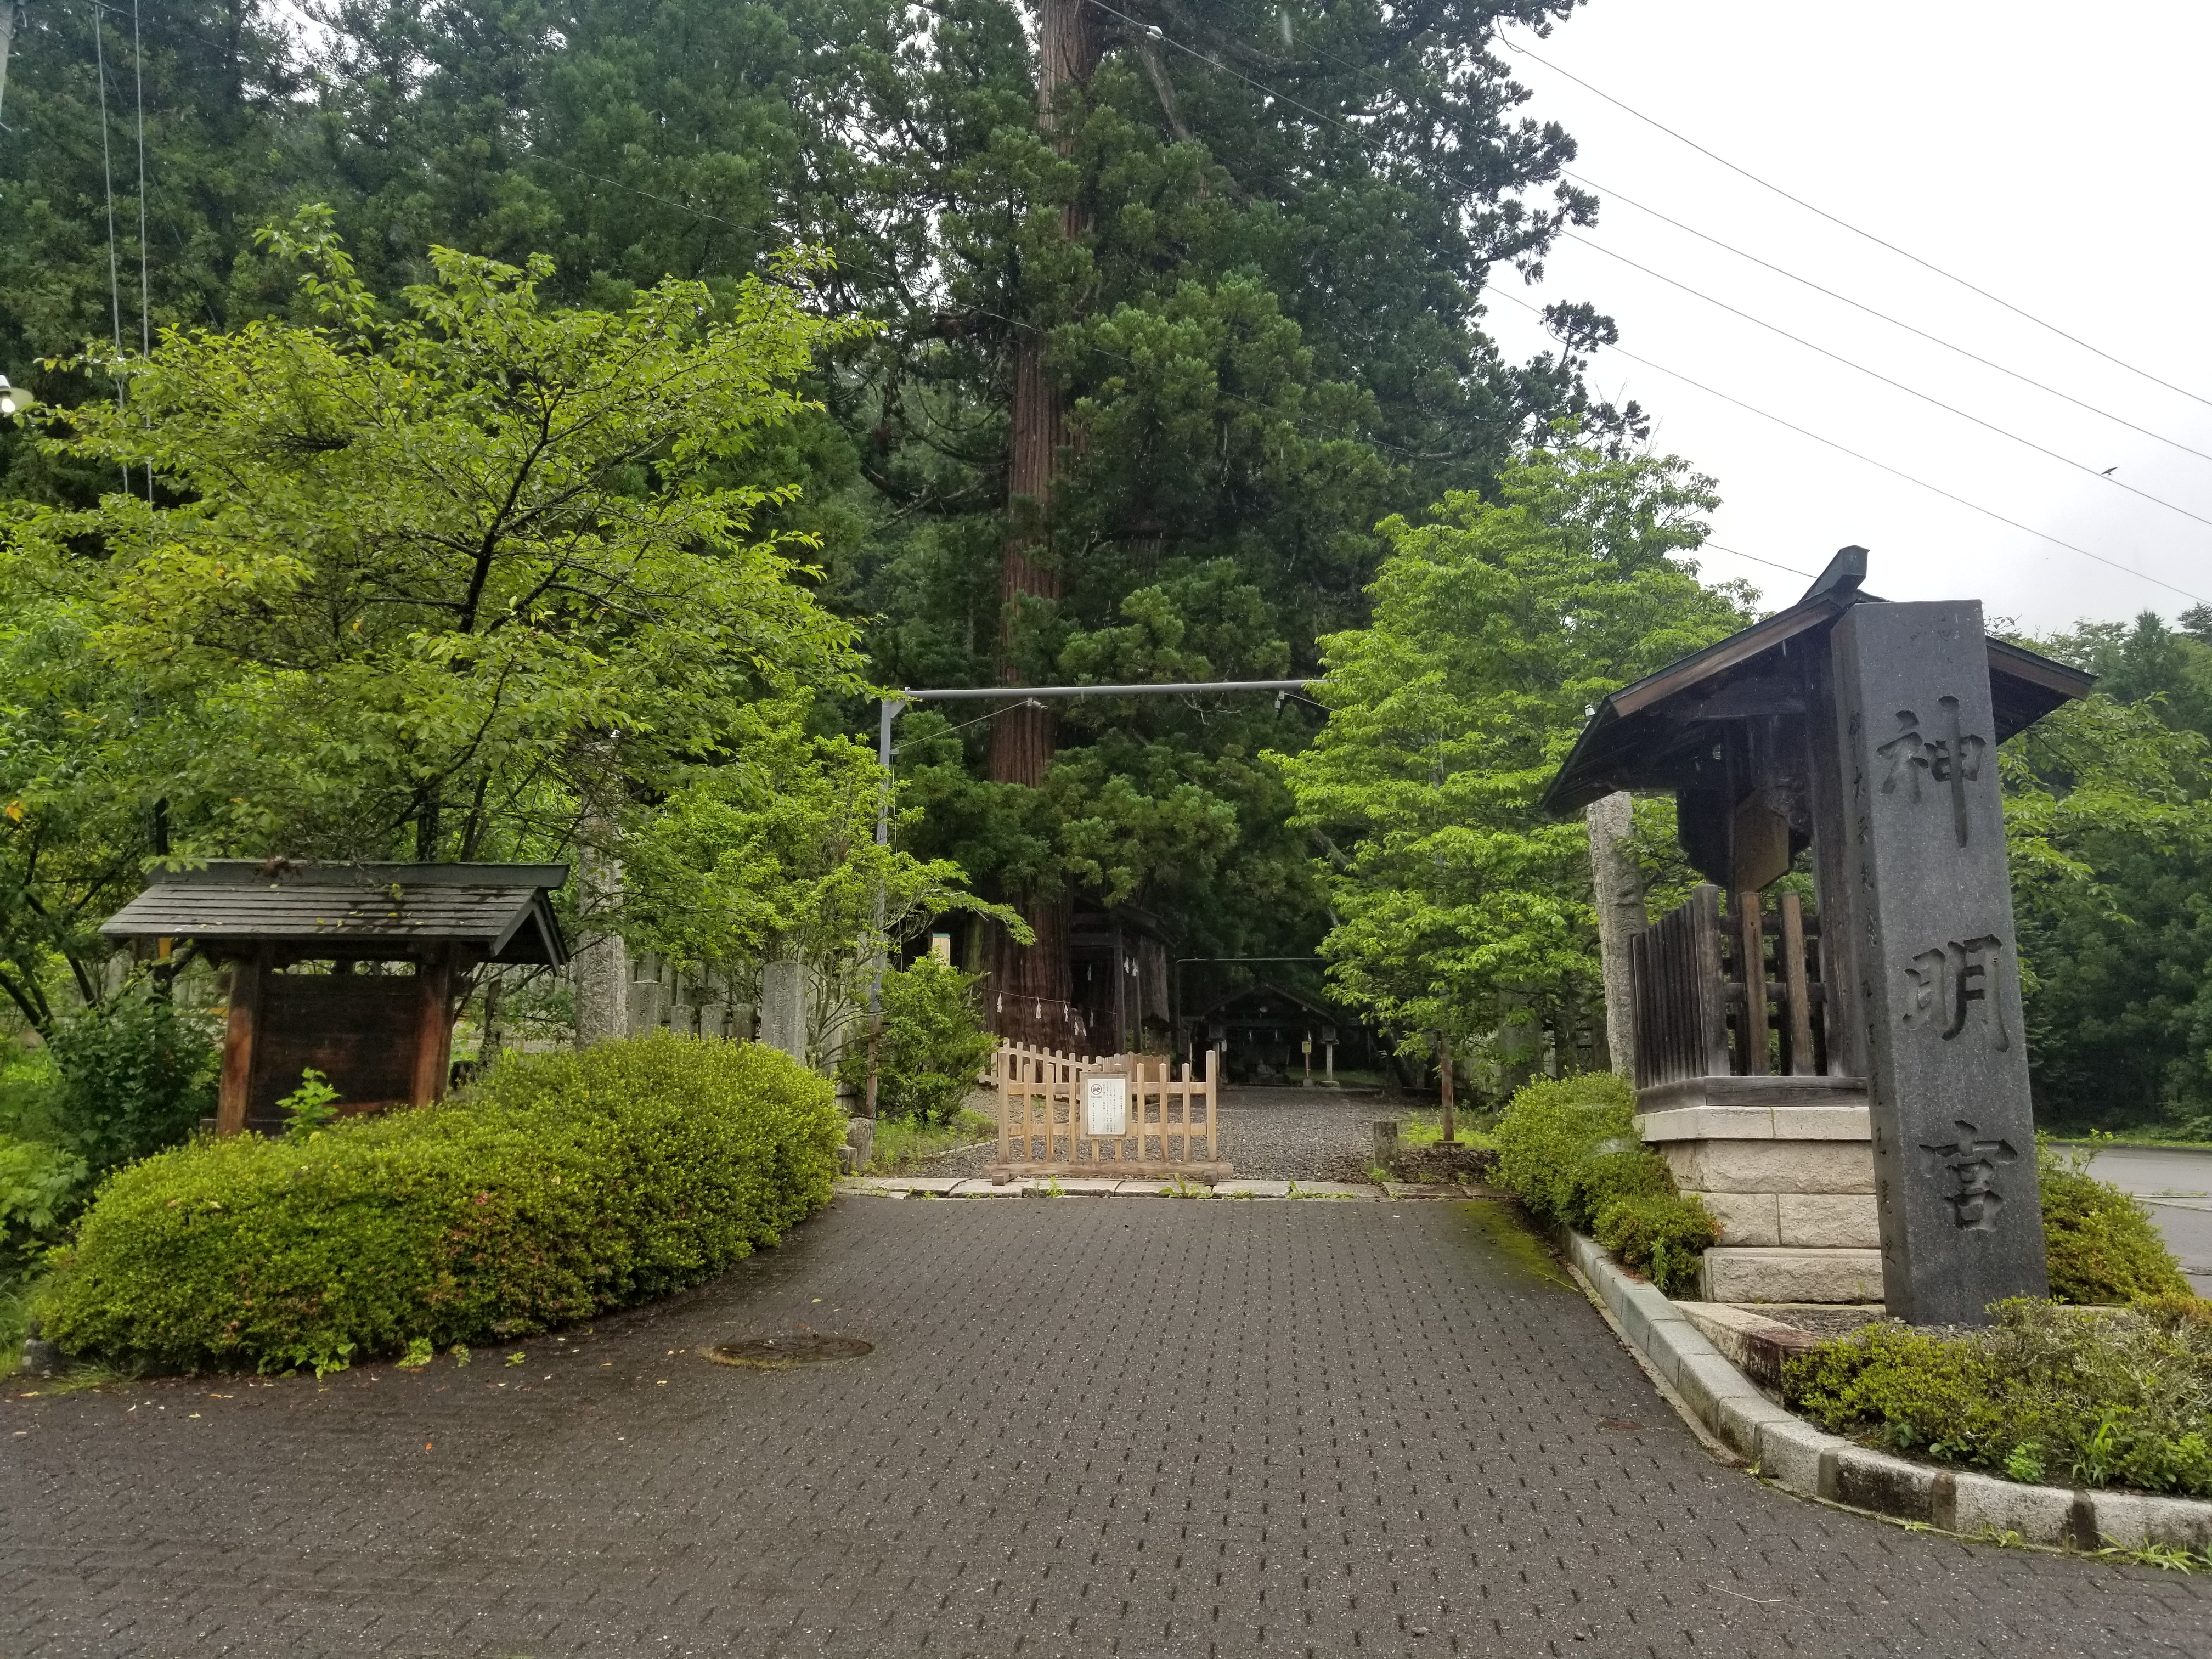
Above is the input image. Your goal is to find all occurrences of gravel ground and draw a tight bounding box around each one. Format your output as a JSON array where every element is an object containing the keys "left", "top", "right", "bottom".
[{"left": 927, "top": 1084, "right": 1412, "bottom": 1180}]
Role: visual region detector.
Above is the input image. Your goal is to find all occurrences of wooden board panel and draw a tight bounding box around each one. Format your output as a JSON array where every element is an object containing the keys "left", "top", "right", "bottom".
[{"left": 250, "top": 973, "right": 421, "bottom": 1128}]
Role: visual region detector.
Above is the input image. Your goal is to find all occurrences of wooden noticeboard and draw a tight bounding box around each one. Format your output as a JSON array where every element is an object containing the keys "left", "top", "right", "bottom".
[{"left": 988, "top": 1043, "right": 1227, "bottom": 1181}]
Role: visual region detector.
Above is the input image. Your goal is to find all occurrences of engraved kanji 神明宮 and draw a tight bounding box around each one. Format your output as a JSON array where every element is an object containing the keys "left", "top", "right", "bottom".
[
  {"left": 1901, "top": 934, "right": 2011, "bottom": 1050},
  {"left": 1875, "top": 695, "right": 1988, "bottom": 846},
  {"left": 1917, "top": 1119, "right": 2019, "bottom": 1232}
]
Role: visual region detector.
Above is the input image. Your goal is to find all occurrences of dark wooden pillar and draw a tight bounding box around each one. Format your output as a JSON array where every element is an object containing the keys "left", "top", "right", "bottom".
[
  {"left": 410, "top": 945, "right": 456, "bottom": 1107},
  {"left": 216, "top": 945, "right": 269, "bottom": 1137}
]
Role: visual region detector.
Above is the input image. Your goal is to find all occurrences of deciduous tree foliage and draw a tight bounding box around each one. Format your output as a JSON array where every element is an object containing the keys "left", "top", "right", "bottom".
[
  {"left": 0, "top": 213, "right": 873, "bottom": 1029},
  {"left": 2004, "top": 613, "right": 2212, "bottom": 1132},
  {"left": 1276, "top": 440, "right": 1746, "bottom": 1076},
  {"left": 3, "top": 0, "right": 1640, "bottom": 1026}
]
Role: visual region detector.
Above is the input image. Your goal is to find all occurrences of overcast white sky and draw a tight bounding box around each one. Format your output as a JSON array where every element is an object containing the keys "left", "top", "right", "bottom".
[{"left": 1479, "top": 0, "right": 2212, "bottom": 630}]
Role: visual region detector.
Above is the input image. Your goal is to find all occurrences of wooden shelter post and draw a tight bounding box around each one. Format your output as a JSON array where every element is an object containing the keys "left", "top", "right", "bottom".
[{"left": 216, "top": 944, "right": 270, "bottom": 1137}]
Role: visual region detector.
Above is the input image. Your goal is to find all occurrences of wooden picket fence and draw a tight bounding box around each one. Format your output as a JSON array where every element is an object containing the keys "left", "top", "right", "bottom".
[{"left": 986, "top": 1042, "right": 1229, "bottom": 1181}]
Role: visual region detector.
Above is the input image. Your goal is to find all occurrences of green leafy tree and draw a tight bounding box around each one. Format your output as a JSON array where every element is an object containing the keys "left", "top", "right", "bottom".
[
  {"left": 620, "top": 697, "right": 1024, "bottom": 1067},
  {"left": 280, "top": 0, "right": 1637, "bottom": 1027},
  {"left": 2001, "top": 682, "right": 2212, "bottom": 1131},
  {"left": 5, "top": 0, "right": 1651, "bottom": 1030},
  {"left": 839, "top": 956, "right": 998, "bottom": 1124},
  {"left": 1275, "top": 439, "right": 1747, "bottom": 1081},
  {"left": 0, "top": 211, "right": 870, "bottom": 1027}
]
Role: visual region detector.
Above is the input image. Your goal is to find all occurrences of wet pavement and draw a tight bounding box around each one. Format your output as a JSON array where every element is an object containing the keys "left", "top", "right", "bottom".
[{"left": 6, "top": 1194, "right": 2209, "bottom": 1657}]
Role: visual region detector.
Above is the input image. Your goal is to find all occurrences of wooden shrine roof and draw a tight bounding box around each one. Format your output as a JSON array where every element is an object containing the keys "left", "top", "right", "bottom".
[
  {"left": 1542, "top": 547, "right": 2095, "bottom": 814},
  {"left": 100, "top": 861, "right": 570, "bottom": 964}
]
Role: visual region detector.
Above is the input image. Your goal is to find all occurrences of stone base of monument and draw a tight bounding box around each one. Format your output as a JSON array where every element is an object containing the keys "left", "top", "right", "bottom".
[{"left": 1635, "top": 1076, "right": 1881, "bottom": 1304}]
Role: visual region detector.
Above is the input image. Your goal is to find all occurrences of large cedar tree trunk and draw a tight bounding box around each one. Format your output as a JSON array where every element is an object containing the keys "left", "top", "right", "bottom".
[{"left": 990, "top": 0, "right": 1097, "bottom": 1049}]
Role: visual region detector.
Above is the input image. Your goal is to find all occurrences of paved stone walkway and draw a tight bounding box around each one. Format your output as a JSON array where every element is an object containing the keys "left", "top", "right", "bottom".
[{"left": 7, "top": 1197, "right": 2209, "bottom": 1658}]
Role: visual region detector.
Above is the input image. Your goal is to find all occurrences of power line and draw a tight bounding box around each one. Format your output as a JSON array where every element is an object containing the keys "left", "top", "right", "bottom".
[
  {"left": 1256, "top": 15, "right": 2212, "bottom": 467},
  {"left": 1482, "top": 289, "right": 2204, "bottom": 606},
  {"left": 1562, "top": 231, "right": 2212, "bottom": 534},
  {"left": 1099, "top": 3, "right": 2207, "bottom": 603},
  {"left": 1497, "top": 32, "right": 2212, "bottom": 413},
  {"left": 1556, "top": 170, "right": 2212, "bottom": 469},
  {"left": 132, "top": 0, "right": 152, "bottom": 502},
  {"left": 1701, "top": 543, "right": 1816, "bottom": 580}
]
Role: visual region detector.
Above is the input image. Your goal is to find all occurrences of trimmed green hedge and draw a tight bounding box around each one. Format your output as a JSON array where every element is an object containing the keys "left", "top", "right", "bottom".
[
  {"left": 35, "top": 1032, "right": 842, "bottom": 1375},
  {"left": 1491, "top": 1072, "right": 1718, "bottom": 1296},
  {"left": 1786, "top": 1296, "right": 2212, "bottom": 1495},
  {"left": 2041, "top": 1151, "right": 2193, "bottom": 1304}
]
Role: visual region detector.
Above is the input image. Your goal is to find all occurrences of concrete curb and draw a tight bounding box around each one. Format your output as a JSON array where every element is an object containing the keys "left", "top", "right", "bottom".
[{"left": 1563, "top": 1229, "right": 2212, "bottom": 1556}]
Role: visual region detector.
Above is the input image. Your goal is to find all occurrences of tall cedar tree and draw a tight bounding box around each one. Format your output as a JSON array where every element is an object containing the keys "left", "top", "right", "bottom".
[{"left": 3, "top": 1, "right": 1638, "bottom": 1039}]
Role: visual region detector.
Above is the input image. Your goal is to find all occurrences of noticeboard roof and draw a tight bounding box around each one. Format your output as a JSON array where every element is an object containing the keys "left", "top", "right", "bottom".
[{"left": 99, "top": 861, "right": 570, "bottom": 964}]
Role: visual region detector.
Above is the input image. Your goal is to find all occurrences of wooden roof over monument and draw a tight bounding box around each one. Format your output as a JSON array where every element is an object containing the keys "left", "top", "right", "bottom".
[
  {"left": 1541, "top": 546, "right": 2094, "bottom": 815},
  {"left": 100, "top": 860, "right": 570, "bottom": 964}
]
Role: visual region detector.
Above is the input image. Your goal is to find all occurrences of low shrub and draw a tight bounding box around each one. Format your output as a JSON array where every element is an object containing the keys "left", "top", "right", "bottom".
[
  {"left": 34, "top": 1031, "right": 842, "bottom": 1374},
  {"left": 1785, "top": 1297, "right": 2212, "bottom": 1495},
  {"left": 0, "top": 1135, "right": 88, "bottom": 1278},
  {"left": 2039, "top": 1141, "right": 2192, "bottom": 1304},
  {"left": 1594, "top": 1190, "right": 1720, "bottom": 1297},
  {"left": 1492, "top": 1071, "right": 1718, "bottom": 1292},
  {"left": 47, "top": 989, "right": 218, "bottom": 1175},
  {"left": 842, "top": 956, "right": 997, "bottom": 1124}
]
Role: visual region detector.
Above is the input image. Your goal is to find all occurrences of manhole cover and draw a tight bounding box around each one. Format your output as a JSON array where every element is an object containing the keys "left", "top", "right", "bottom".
[{"left": 706, "top": 1334, "right": 873, "bottom": 1369}]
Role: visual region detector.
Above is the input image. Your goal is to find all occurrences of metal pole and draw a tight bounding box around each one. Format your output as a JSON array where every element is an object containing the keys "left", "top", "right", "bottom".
[
  {"left": 902, "top": 679, "right": 1307, "bottom": 702},
  {"left": 864, "top": 696, "right": 904, "bottom": 1120}
]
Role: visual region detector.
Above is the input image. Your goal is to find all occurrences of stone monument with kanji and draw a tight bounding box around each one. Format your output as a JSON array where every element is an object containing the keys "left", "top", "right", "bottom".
[{"left": 1544, "top": 548, "right": 2092, "bottom": 1322}]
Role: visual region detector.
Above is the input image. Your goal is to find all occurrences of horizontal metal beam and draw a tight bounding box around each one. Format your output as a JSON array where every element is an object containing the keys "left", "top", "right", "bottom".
[{"left": 898, "top": 679, "right": 1311, "bottom": 702}]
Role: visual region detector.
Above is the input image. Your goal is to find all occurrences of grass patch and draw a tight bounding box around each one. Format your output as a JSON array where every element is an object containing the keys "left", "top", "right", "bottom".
[
  {"left": 1395, "top": 1109, "right": 1500, "bottom": 1152},
  {"left": 866, "top": 1109, "right": 997, "bottom": 1173}
]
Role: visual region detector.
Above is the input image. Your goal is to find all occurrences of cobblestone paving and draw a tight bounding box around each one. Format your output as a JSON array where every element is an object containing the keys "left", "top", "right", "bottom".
[
  {"left": 7, "top": 1197, "right": 2209, "bottom": 1658},
  {"left": 933, "top": 1086, "right": 1406, "bottom": 1181}
]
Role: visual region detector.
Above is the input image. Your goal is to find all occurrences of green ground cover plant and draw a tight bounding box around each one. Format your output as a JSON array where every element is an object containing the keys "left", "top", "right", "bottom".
[
  {"left": 1786, "top": 1297, "right": 2212, "bottom": 1496},
  {"left": 1490, "top": 1071, "right": 1718, "bottom": 1296},
  {"left": 33, "top": 1032, "right": 841, "bottom": 1375}
]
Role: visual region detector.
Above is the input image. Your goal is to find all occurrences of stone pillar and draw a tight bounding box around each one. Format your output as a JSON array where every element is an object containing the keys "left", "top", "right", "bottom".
[
  {"left": 758, "top": 954, "right": 808, "bottom": 1066},
  {"left": 1586, "top": 792, "right": 1646, "bottom": 1077},
  {"left": 1829, "top": 601, "right": 2047, "bottom": 1323},
  {"left": 572, "top": 837, "right": 628, "bottom": 1048}
]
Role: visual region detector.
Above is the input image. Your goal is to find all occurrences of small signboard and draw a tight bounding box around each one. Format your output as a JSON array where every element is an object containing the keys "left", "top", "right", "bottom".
[{"left": 1084, "top": 1074, "right": 1128, "bottom": 1137}]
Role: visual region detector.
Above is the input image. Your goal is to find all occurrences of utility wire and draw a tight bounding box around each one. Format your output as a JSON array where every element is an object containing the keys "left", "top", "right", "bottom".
[
  {"left": 132, "top": 0, "right": 152, "bottom": 502},
  {"left": 1555, "top": 171, "right": 2212, "bottom": 468},
  {"left": 1701, "top": 543, "right": 1817, "bottom": 580},
  {"left": 1497, "top": 32, "right": 2212, "bottom": 413},
  {"left": 1259, "top": 16, "right": 2212, "bottom": 465},
  {"left": 1482, "top": 287, "right": 2204, "bottom": 605},
  {"left": 1562, "top": 232, "right": 2212, "bottom": 533},
  {"left": 1102, "top": 2, "right": 2208, "bottom": 601}
]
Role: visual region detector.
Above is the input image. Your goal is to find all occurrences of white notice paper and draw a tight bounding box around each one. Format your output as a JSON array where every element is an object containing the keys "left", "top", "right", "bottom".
[{"left": 1084, "top": 1075, "right": 1127, "bottom": 1138}]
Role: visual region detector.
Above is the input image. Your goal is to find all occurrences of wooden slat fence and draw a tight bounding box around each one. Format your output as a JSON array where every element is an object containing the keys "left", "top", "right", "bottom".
[
  {"left": 988, "top": 1043, "right": 1228, "bottom": 1180},
  {"left": 1632, "top": 884, "right": 1830, "bottom": 1087}
]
